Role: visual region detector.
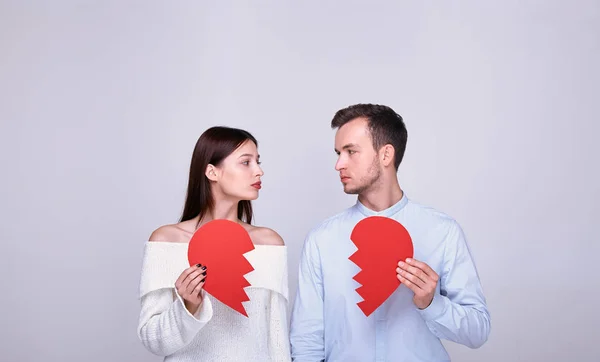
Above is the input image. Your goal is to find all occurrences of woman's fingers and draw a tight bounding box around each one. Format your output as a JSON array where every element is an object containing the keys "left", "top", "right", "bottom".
[
  {"left": 184, "top": 266, "right": 206, "bottom": 293},
  {"left": 175, "top": 264, "right": 200, "bottom": 290}
]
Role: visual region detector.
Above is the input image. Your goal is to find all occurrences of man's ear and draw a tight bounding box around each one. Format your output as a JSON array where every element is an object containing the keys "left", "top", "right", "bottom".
[
  {"left": 380, "top": 144, "right": 395, "bottom": 168},
  {"left": 205, "top": 164, "right": 218, "bottom": 181}
]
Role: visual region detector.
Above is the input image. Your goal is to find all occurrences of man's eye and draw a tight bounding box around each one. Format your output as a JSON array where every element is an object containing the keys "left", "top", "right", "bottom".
[{"left": 348, "top": 150, "right": 355, "bottom": 154}]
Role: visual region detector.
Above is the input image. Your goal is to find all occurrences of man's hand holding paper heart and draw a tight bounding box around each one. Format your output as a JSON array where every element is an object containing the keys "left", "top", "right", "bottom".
[
  {"left": 349, "top": 215, "right": 440, "bottom": 315},
  {"left": 396, "top": 258, "right": 439, "bottom": 310}
]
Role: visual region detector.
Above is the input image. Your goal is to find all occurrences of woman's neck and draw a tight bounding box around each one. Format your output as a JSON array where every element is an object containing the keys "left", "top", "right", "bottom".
[{"left": 196, "top": 199, "right": 240, "bottom": 228}]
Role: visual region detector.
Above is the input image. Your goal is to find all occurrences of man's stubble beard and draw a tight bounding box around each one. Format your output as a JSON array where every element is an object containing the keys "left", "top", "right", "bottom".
[{"left": 344, "top": 156, "right": 382, "bottom": 195}]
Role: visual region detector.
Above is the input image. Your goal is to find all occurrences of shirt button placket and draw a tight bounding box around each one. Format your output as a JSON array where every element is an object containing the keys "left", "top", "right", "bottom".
[{"left": 375, "top": 307, "right": 386, "bottom": 361}]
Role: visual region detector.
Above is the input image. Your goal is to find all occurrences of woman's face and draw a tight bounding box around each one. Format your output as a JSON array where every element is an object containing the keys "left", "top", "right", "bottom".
[{"left": 210, "top": 140, "right": 264, "bottom": 201}]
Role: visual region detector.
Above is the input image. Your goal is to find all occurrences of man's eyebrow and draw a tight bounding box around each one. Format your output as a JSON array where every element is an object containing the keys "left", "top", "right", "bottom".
[{"left": 334, "top": 143, "right": 359, "bottom": 152}]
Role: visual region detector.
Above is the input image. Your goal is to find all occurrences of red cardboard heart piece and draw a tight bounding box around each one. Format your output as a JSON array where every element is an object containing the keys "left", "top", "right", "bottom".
[
  {"left": 187, "top": 219, "right": 255, "bottom": 317},
  {"left": 349, "top": 216, "right": 414, "bottom": 317}
]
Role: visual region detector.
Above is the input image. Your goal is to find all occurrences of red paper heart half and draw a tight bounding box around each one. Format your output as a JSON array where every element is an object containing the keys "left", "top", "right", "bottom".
[
  {"left": 187, "top": 219, "right": 255, "bottom": 317},
  {"left": 349, "top": 216, "right": 414, "bottom": 317}
]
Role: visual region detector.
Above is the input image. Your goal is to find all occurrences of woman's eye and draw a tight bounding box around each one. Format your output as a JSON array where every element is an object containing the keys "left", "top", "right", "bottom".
[{"left": 242, "top": 161, "right": 249, "bottom": 165}]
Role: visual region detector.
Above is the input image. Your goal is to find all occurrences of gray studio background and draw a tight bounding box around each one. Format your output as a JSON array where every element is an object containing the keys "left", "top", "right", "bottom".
[{"left": 1, "top": 1, "right": 598, "bottom": 361}]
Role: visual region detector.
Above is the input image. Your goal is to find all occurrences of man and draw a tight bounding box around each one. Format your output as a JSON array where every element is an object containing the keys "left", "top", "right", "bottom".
[{"left": 289, "top": 104, "right": 490, "bottom": 361}]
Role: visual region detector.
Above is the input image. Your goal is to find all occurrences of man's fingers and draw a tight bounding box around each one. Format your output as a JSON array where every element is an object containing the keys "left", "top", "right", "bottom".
[
  {"left": 396, "top": 267, "right": 427, "bottom": 289},
  {"left": 397, "top": 262, "right": 429, "bottom": 285},
  {"left": 397, "top": 273, "right": 422, "bottom": 293},
  {"left": 406, "top": 258, "right": 438, "bottom": 281}
]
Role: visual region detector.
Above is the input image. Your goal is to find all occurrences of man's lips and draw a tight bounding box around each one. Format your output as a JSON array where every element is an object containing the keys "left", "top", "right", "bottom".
[{"left": 340, "top": 176, "right": 351, "bottom": 183}]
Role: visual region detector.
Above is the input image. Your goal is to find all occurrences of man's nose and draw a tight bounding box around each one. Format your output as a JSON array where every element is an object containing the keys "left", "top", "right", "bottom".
[{"left": 335, "top": 157, "right": 346, "bottom": 171}]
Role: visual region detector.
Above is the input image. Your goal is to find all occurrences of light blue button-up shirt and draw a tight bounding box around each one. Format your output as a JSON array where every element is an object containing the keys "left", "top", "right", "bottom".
[{"left": 289, "top": 193, "right": 490, "bottom": 362}]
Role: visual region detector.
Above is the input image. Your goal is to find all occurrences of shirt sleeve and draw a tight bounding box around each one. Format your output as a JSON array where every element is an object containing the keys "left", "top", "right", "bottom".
[
  {"left": 417, "top": 220, "right": 491, "bottom": 348},
  {"left": 290, "top": 233, "right": 326, "bottom": 361},
  {"left": 137, "top": 287, "right": 213, "bottom": 356}
]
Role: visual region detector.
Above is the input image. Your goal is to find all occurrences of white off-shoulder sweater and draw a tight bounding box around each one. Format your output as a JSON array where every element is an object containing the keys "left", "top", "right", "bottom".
[{"left": 137, "top": 242, "right": 291, "bottom": 361}]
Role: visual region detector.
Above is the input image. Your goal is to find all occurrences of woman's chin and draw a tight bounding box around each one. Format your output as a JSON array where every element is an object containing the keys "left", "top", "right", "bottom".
[{"left": 234, "top": 191, "right": 259, "bottom": 201}]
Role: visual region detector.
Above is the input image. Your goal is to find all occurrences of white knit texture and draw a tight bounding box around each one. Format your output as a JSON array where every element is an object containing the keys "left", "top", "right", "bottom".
[{"left": 137, "top": 242, "right": 291, "bottom": 361}]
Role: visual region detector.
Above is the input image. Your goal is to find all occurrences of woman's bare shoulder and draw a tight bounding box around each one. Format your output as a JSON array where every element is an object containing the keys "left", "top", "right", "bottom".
[
  {"left": 246, "top": 225, "right": 285, "bottom": 246},
  {"left": 148, "top": 220, "right": 196, "bottom": 243}
]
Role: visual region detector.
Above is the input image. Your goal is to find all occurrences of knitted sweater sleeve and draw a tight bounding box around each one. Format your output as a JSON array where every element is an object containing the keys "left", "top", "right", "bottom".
[
  {"left": 136, "top": 242, "right": 214, "bottom": 356},
  {"left": 268, "top": 289, "right": 292, "bottom": 360},
  {"left": 137, "top": 288, "right": 213, "bottom": 356}
]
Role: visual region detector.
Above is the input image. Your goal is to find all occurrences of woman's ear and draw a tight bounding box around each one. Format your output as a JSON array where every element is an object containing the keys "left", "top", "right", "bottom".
[{"left": 205, "top": 164, "right": 218, "bottom": 181}]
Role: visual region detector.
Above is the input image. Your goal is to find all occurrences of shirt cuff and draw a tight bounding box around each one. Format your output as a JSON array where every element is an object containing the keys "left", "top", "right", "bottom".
[{"left": 417, "top": 292, "right": 448, "bottom": 321}]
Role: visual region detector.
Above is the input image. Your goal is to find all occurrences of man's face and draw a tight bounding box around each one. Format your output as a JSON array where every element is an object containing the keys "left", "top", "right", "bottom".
[{"left": 334, "top": 117, "right": 381, "bottom": 194}]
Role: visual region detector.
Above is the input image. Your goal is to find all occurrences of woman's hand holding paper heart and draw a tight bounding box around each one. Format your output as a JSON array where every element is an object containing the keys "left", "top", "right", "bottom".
[
  {"left": 396, "top": 258, "right": 439, "bottom": 310},
  {"left": 175, "top": 263, "right": 207, "bottom": 314}
]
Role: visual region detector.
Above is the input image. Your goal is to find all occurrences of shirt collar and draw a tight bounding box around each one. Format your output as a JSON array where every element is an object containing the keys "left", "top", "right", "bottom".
[{"left": 355, "top": 191, "right": 409, "bottom": 217}]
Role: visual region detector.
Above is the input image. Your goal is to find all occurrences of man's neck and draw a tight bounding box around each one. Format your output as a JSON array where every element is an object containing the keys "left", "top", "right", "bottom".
[{"left": 358, "top": 180, "right": 404, "bottom": 212}]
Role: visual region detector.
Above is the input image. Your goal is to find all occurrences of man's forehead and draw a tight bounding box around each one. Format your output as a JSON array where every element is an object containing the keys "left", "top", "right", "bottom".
[{"left": 335, "top": 119, "right": 370, "bottom": 143}]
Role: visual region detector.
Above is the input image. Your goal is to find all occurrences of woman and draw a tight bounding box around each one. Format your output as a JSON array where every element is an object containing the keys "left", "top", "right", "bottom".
[{"left": 137, "top": 126, "right": 290, "bottom": 361}]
